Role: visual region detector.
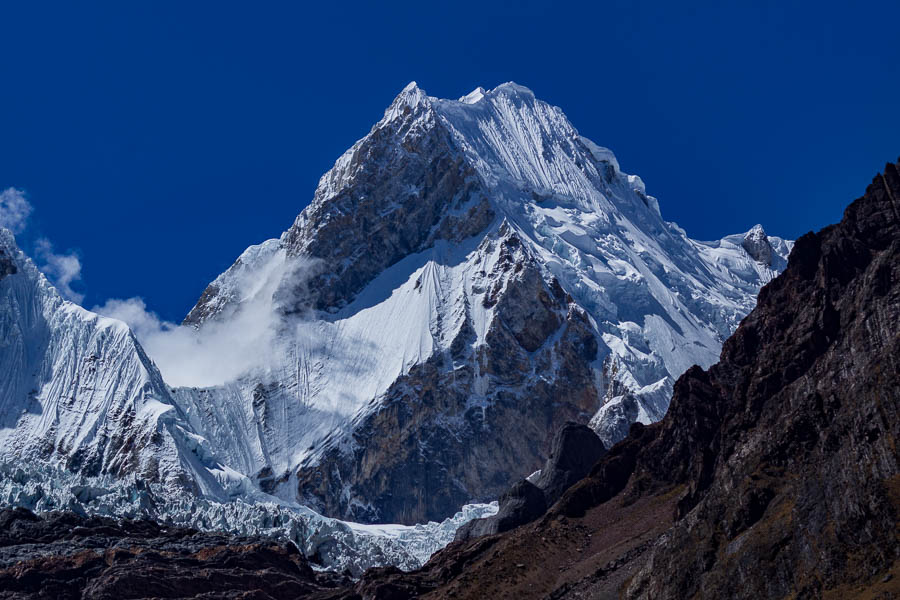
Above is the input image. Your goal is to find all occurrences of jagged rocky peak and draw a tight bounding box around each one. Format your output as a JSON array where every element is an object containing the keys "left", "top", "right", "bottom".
[
  {"left": 741, "top": 223, "right": 774, "bottom": 264},
  {"left": 0, "top": 232, "right": 18, "bottom": 279},
  {"left": 0, "top": 228, "right": 209, "bottom": 494}
]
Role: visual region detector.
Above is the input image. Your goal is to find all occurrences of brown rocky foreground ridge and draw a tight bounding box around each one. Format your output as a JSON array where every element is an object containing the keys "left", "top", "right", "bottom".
[
  {"left": 0, "top": 508, "right": 351, "bottom": 599},
  {"left": 1, "top": 160, "right": 898, "bottom": 599}
]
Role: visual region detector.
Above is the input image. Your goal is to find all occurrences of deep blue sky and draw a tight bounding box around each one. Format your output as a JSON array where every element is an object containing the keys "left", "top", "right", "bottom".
[{"left": 1, "top": 1, "right": 898, "bottom": 321}]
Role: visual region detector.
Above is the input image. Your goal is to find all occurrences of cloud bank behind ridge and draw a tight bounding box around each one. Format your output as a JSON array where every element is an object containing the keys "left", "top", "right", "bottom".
[
  {"left": 3, "top": 185, "right": 318, "bottom": 390},
  {"left": 93, "top": 251, "right": 317, "bottom": 389}
]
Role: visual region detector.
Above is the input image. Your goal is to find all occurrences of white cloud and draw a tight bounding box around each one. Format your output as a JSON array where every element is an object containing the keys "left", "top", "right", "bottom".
[
  {"left": 92, "top": 250, "right": 314, "bottom": 388},
  {"left": 0, "top": 188, "right": 33, "bottom": 234},
  {"left": 35, "top": 238, "right": 84, "bottom": 304},
  {"left": 91, "top": 297, "right": 176, "bottom": 339},
  {"left": 0, "top": 187, "right": 85, "bottom": 304}
]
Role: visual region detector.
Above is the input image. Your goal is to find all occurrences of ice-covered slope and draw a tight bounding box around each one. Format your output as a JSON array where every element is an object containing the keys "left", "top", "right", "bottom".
[
  {"left": 0, "top": 228, "right": 226, "bottom": 496},
  {"left": 178, "top": 83, "right": 791, "bottom": 524},
  {"left": 0, "top": 461, "right": 497, "bottom": 577},
  {"left": 432, "top": 84, "right": 792, "bottom": 442},
  {"left": 0, "top": 228, "right": 494, "bottom": 573}
]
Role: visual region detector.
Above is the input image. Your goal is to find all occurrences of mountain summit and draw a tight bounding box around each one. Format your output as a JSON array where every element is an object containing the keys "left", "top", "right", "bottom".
[{"left": 174, "top": 82, "right": 789, "bottom": 524}]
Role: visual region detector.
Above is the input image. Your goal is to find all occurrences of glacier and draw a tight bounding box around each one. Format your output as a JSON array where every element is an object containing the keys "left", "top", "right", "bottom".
[{"left": 0, "top": 460, "right": 496, "bottom": 576}]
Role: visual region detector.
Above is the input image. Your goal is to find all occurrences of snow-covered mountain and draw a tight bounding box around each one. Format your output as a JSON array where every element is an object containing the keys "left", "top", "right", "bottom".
[
  {"left": 0, "top": 227, "right": 220, "bottom": 494},
  {"left": 174, "top": 82, "right": 791, "bottom": 524},
  {"left": 0, "top": 227, "right": 496, "bottom": 575}
]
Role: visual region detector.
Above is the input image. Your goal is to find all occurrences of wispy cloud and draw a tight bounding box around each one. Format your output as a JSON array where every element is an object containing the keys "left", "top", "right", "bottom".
[
  {"left": 90, "top": 297, "right": 176, "bottom": 340},
  {"left": 0, "top": 188, "right": 33, "bottom": 234},
  {"left": 35, "top": 238, "right": 84, "bottom": 304},
  {"left": 4, "top": 184, "right": 309, "bottom": 387},
  {"left": 0, "top": 187, "right": 85, "bottom": 304},
  {"left": 93, "top": 251, "right": 315, "bottom": 388}
]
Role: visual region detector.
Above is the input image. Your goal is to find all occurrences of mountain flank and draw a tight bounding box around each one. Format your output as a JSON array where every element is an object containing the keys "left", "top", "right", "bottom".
[{"left": 335, "top": 160, "right": 900, "bottom": 599}]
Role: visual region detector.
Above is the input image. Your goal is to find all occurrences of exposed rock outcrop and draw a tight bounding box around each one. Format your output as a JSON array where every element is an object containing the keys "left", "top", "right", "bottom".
[
  {"left": 741, "top": 223, "right": 774, "bottom": 264},
  {"left": 534, "top": 422, "right": 607, "bottom": 502},
  {"left": 455, "top": 422, "right": 605, "bottom": 540},
  {"left": 335, "top": 160, "right": 900, "bottom": 598},
  {"left": 0, "top": 247, "right": 15, "bottom": 280}
]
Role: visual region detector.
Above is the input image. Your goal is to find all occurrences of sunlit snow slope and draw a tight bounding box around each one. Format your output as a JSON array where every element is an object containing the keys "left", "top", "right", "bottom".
[
  {"left": 0, "top": 228, "right": 229, "bottom": 496},
  {"left": 179, "top": 83, "right": 791, "bottom": 524}
]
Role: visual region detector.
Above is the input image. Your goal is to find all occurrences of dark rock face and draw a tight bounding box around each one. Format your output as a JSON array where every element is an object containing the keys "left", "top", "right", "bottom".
[
  {"left": 296, "top": 231, "right": 602, "bottom": 525},
  {"left": 333, "top": 160, "right": 900, "bottom": 598},
  {"left": 741, "top": 224, "right": 774, "bottom": 264},
  {"left": 0, "top": 248, "right": 16, "bottom": 281},
  {"left": 456, "top": 422, "right": 606, "bottom": 540},
  {"left": 619, "top": 159, "right": 900, "bottom": 599},
  {"left": 278, "top": 110, "right": 491, "bottom": 315},
  {"left": 535, "top": 422, "right": 607, "bottom": 502},
  {"left": 0, "top": 507, "right": 342, "bottom": 600},
  {"left": 182, "top": 282, "right": 221, "bottom": 326},
  {"left": 185, "top": 89, "right": 494, "bottom": 324},
  {"left": 460, "top": 480, "right": 547, "bottom": 540}
]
